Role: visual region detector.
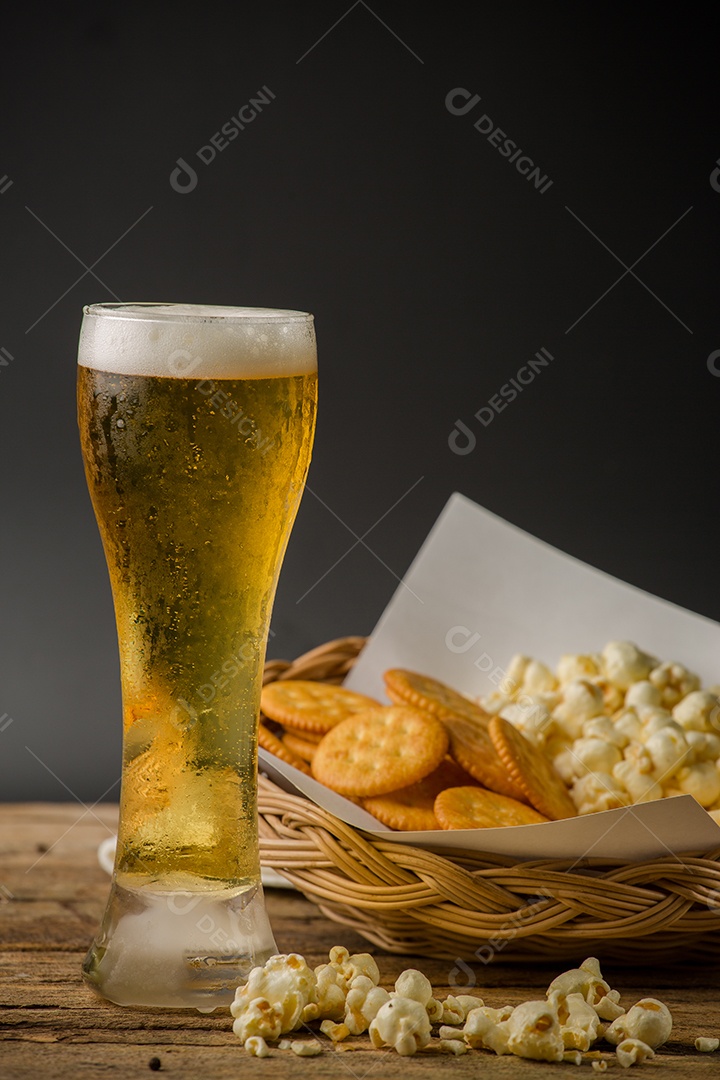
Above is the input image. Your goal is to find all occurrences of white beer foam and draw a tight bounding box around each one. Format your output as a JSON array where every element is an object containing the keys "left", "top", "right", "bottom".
[{"left": 78, "top": 303, "right": 317, "bottom": 378}]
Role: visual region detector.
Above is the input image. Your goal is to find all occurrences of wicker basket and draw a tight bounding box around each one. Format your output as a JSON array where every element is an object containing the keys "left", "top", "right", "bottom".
[{"left": 258, "top": 637, "right": 720, "bottom": 964}]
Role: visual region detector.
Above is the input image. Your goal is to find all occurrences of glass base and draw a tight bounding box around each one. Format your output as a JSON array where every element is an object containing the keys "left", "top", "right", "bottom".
[{"left": 82, "top": 879, "right": 276, "bottom": 1009}]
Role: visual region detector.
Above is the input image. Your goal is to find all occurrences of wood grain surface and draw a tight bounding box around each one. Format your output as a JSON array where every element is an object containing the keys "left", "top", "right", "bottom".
[{"left": 1, "top": 803, "right": 720, "bottom": 1078}]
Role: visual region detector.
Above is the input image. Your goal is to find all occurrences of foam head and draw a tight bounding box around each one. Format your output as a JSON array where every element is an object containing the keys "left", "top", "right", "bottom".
[{"left": 78, "top": 303, "right": 317, "bottom": 379}]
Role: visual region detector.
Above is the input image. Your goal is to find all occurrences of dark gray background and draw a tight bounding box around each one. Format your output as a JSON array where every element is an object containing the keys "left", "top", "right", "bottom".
[{"left": 2, "top": 3, "right": 719, "bottom": 801}]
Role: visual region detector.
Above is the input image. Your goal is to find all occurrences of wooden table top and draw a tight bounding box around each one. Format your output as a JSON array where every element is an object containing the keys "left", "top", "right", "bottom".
[{"left": 2, "top": 803, "right": 720, "bottom": 1078}]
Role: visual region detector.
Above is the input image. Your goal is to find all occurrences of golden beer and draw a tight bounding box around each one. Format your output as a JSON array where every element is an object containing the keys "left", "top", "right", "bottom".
[{"left": 78, "top": 304, "right": 317, "bottom": 1007}]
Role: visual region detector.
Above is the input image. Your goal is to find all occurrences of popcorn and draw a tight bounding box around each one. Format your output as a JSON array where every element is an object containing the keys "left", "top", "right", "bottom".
[
  {"left": 344, "top": 975, "right": 391, "bottom": 1035},
  {"left": 570, "top": 772, "right": 629, "bottom": 815},
  {"left": 546, "top": 957, "right": 611, "bottom": 1009},
  {"left": 393, "top": 968, "right": 433, "bottom": 1006},
  {"left": 625, "top": 680, "right": 662, "bottom": 710},
  {"left": 550, "top": 990, "right": 602, "bottom": 1051},
  {"left": 504, "top": 999, "right": 564, "bottom": 1062},
  {"left": 567, "top": 736, "right": 623, "bottom": 778},
  {"left": 557, "top": 653, "right": 602, "bottom": 685},
  {"left": 613, "top": 760, "right": 662, "bottom": 804},
  {"left": 319, "top": 1019, "right": 349, "bottom": 1041},
  {"left": 649, "top": 661, "right": 700, "bottom": 710},
  {"left": 368, "top": 997, "right": 432, "bottom": 1056},
  {"left": 684, "top": 731, "right": 720, "bottom": 763},
  {"left": 553, "top": 680, "right": 606, "bottom": 739},
  {"left": 695, "top": 1036, "right": 720, "bottom": 1052},
  {"left": 605, "top": 998, "right": 673, "bottom": 1050},
  {"left": 463, "top": 1005, "right": 514, "bottom": 1053},
  {"left": 440, "top": 993, "right": 485, "bottom": 1025},
  {"left": 328, "top": 945, "right": 380, "bottom": 988},
  {"left": 583, "top": 715, "right": 628, "bottom": 749},
  {"left": 602, "top": 642, "right": 657, "bottom": 690},
  {"left": 303, "top": 963, "right": 346, "bottom": 1022},
  {"left": 230, "top": 953, "right": 316, "bottom": 1038},
  {"left": 244, "top": 1035, "right": 271, "bottom": 1057},
  {"left": 643, "top": 726, "right": 690, "bottom": 782},
  {"left": 289, "top": 1039, "right": 323, "bottom": 1056},
  {"left": 499, "top": 698, "right": 554, "bottom": 747},
  {"left": 615, "top": 1037, "right": 655, "bottom": 1067},
  {"left": 676, "top": 762, "right": 720, "bottom": 808},
  {"left": 673, "top": 691, "right": 720, "bottom": 733},
  {"left": 614, "top": 709, "right": 643, "bottom": 745},
  {"left": 521, "top": 659, "right": 559, "bottom": 695},
  {"left": 233, "top": 998, "right": 283, "bottom": 1043}
]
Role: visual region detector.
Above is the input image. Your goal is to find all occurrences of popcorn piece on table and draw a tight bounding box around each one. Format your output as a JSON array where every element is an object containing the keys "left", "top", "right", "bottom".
[
  {"left": 504, "top": 999, "right": 565, "bottom": 1062},
  {"left": 244, "top": 1035, "right": 271, "bottom": 1057},
  {"left": 615, "top": 1038, "right": 655, "bottom": 1067},
  {"left": 368, "top": 997, "right": 432, "bottom": 1056},
  {"left": 289, "top": 1039, "right": 323, "bottom": 1056},
  {"left": 549, "top": 990, "right": 602, "bottom": 1051},
  {"left": 344, "top": 975, "right": 391, "bottom": 1035},
  {"left": 695, "top": 1036, "right": 720, "bottom": 1052},
  {"left": 605, "top": 998, "right": 673, "bottom": 1050},
  {"left": 462, "top": 1005, "right": 514, "bottom": 1053},
  {"left": 231, "top": 953, "right": 316, "bottom": 1040}
]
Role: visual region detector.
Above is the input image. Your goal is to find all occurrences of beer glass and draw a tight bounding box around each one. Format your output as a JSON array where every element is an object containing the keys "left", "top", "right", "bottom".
[{"left": 77, "top": 303, "right": 317, "bottom": 1007}]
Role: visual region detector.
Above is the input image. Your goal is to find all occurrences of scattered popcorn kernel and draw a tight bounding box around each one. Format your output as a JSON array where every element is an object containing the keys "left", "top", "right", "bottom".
[
  {"left": 303, "top": 963, "right": 346, "bottom": 1021},
  {"left": 615, "top": 1037, "right": 655, "bottom": 1067},
  {"left": 244, "top": 1035, "right": 270, "bottom": 1057},
  {"left": 591, "top": 1060, "right": 609, "bottom": 1072},
  {"left": 546, "top": 958, "right": 611, "bottom": 1008},
  {"left": 605, "top": 999, "right": 672, "bottom": 1050},
  {"left": 463, "top": 1005, "right": 514, "bottom": 1052},
  {"left": 563, "top": 1049, "right": 583, "bottom": 1064},
  {"left": 695, "top": 1036, "right": 720, "bottom": 1052},
  {"left": 439, "top": 1024, "right": 466, "bottom": 1039},
  {"left": 394, "top": 968, "right": 433, "bottom": 1006},
  {"left": 290, "top": 1039, "right": 323, "bottom": 1056},
  {"left": 369, "top": 997, "right": 432, "bottom": 1056},
  {"left": 320, "top": 1019, "right": 349, "bottom": 1042},
  {"left": 344, "top": 976, "right": 390, "bottom": 1035},
  {"left": 232, "top": 998, "right": 283, "bottom": 1043},
  {"left": 230, "top": 953, "right": 317, "bottom": 1036},
  {"left": 550, "top": 990, "right": 601, "bottom": 1051},
  {"left": 329, "top": 946, "right": 380, "bottom": 988},
  {"left": 449, "top": 994, "right": 485, "bottom": 1021},
  {"left": 602, "top": 642, "right": 657, "bottom": 691},
  {"left": 426, "top": 997, "right": 444, "bottom": 1022},
  {"left": 595, "top": 990, "right": 625, "bottom": 1022},
  {"left": 505, "top": 999, "right": 564, "bottom": 1062}
]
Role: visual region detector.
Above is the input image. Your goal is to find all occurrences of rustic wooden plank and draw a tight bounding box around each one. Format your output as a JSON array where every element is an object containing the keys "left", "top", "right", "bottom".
[{"left": 1, "top": 804, "right": 720, "bottom": 1079}]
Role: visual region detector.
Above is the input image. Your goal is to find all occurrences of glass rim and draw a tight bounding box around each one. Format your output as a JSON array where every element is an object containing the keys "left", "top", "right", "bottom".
[{"left": 83, "top": 302, "right": 314, "bottom": 324}]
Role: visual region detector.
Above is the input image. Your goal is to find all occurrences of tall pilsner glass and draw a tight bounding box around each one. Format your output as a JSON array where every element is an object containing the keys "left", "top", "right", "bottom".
[{"left": 77, "top": 303, "right": 317, "bottom": 1008}]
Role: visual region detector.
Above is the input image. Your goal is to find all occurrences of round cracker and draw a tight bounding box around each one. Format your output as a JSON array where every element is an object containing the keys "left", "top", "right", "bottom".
[
  {"left": 434, "top": 786, "right": 549, "bottom": 830},
  {"left": 282, "top": 726, "right": 323, "bottom": 745},
  {"left": 261, "top": 680, "right": 379, "bottom": 735},
  {"left": 384, "top": 669, "right": 526, "bottom": 801},
  {"left": 258, "top": 722, "right": 312, "bottom": 775},
  {"left": 311, "top": 706, "right": 448, "bottom": 798},
  {"left": 282, "top": 730, "right": 318, "bottom": 763},
  {"left": 361, "top": 759, "right": 475, "bottom": 831},
  {"left": 489, "top": 715, "right": 577, "bottom": 820}
]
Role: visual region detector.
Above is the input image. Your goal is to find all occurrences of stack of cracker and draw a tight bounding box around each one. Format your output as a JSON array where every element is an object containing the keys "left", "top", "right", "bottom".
[{"left": 259, "top": 670, "right": 576, "bottom": 831}]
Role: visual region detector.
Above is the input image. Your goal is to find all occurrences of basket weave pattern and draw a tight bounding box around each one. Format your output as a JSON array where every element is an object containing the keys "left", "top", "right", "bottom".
[{"left": 258, "top": 637, "right": 720, "bottom": 963}]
